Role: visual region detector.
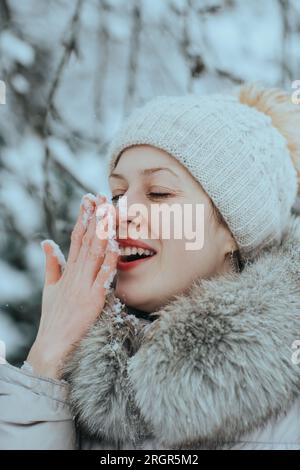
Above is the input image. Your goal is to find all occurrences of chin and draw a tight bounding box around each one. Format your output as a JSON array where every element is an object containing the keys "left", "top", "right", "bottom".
[
  {"left": 114, "top": 279, "right": 154, "bottom": 313},
  {"left": 114, "top": 279, "right": 141, "bottom": 308}
]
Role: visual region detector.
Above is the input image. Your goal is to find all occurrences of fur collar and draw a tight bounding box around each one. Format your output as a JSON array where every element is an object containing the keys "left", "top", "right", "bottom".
[{"left": 63, "top": 212, "right": 300, "bottom": 449}]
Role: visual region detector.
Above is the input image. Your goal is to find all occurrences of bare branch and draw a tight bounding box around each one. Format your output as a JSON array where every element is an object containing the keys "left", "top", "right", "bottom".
[
  {"left": 0, "top": 0, "right": 11, "bottom": 28},
  {"left": 42, "top": 0, "right": 83, "bottom": 239},
  {"left": 278, "top": 0, "right": 293, "bottom": 86},
  {"left": 123, "top": 0, "right": 142, "bottom": 115},
  {"left": 94, "top": 0, "right": 110, "bottom": 122},
  {"left": 51, "top": 157, "right": 93, "bottom": 194}
]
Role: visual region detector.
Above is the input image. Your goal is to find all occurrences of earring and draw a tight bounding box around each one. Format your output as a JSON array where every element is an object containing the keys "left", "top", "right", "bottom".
[{"left": 230, "top": 249, "right": 238, "bottom": 273}]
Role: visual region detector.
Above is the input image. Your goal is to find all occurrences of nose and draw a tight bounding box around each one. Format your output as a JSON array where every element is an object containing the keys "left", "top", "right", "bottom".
[{"left": 114, "top": 195, "right": 142, "bottom": 236}]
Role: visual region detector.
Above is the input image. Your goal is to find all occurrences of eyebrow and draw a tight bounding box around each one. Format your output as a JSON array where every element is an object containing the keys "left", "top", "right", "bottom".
[{"left": 109, "top": 167, "right": 179, "bottom": 179}]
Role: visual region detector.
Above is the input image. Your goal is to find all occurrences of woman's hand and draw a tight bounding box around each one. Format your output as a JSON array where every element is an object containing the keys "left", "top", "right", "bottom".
[{"left": 27, "top": 194, "right": 119, "bottom": 380}]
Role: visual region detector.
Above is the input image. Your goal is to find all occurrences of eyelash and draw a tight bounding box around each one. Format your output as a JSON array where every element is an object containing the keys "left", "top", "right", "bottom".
[{"left": 111, "top": 192, "right": 172, "bottom": 202}]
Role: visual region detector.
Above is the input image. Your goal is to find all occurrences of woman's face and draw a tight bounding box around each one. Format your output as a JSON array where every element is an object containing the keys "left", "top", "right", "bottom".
[{"left": 109, "top": 145, "right": 237, "bottom": 313}]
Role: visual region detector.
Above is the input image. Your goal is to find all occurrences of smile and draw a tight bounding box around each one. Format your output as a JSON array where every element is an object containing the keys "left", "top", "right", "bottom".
[{"left": 117, "top": 246, "right": 156, "bottom": 271}]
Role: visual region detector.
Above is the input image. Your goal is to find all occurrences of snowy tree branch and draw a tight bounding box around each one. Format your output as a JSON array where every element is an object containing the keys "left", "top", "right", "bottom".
[{"left": 42, "top": 0, "right": 84, "bottom": 239}]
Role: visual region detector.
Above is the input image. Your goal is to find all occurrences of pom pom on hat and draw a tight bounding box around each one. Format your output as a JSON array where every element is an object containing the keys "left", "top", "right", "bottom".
[{"left": 237, "top": 82, "right": 300, "bottom": 189}]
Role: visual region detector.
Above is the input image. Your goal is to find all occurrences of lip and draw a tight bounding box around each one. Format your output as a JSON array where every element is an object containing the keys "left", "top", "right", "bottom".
[
  {"left": 116, "top": 237, "right": 156, "bottom": 252},
  {"left": 117, "top": 254, "right": 156, "bottom": 271},
  {"left": 116, "top": 237, "right": 157, "bottom": 271}
]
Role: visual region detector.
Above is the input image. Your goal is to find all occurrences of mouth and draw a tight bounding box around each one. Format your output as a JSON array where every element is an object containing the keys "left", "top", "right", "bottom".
[{"left": 117, "top": 247, "right": 157, "bottom": 271}]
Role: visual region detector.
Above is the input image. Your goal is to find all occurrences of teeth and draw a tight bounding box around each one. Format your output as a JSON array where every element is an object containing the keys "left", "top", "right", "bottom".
[
  {"left": 124, "top": 247, "right": 131, "bottom": 256},
  {"left": 120, "top": 246, "right": 155, "bottom": 256}
]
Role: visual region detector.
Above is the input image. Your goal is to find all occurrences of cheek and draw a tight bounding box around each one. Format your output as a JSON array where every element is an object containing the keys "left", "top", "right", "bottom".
[
  {"left": 161, "top": 236, "right": 218, "bottom": 281},
  {"left": 159, "top": 239, "right": 193, "bottom": 272}
]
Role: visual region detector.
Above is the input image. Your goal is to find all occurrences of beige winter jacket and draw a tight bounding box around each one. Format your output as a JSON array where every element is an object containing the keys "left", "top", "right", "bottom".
[{"left": 1, "top": 212, "right": 300, "bottom": 450}]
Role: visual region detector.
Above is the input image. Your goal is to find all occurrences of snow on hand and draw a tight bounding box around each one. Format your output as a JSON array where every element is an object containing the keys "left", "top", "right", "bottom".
[{"left": 41, "top": 239, "right": 66, "bottom": 270}]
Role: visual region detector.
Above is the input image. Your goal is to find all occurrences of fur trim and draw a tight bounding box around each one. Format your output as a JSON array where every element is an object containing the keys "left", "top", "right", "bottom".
[
  {"left": 63, "top": 211, "right": 300, "bottom": 449},
  {"left": 62, "top": 292, "right": 155, "bottom": 446}
]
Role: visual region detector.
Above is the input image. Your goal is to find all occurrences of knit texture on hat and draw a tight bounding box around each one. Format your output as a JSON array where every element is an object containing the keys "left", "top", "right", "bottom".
[{"left": 105, "top": 92, "right": 298, "bottom": 260}]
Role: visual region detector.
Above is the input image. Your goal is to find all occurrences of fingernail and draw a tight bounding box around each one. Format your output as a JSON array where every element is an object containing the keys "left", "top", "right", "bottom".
[
  {"left": 81, "top": 194, "right": 97, "bottom": 227},
  {"left": 81, "top": 193, "right": 97, "bottom": 212},
  {"left": 96, "top": 193, "right": 107, "bottom": 204},
  {"left": 96, "top": 205, "right": 108, "bottom": 222},
  {"left": 41, "top": 240, "right": 50, "bottom": 254}
]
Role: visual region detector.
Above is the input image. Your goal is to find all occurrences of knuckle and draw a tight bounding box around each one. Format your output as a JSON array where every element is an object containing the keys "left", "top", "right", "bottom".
[
  {"left": 88, "top": 249, "right": 103, "bottom": 262},
  {"left": 82, "top": 233, "right": 92, "bottom": 248}
]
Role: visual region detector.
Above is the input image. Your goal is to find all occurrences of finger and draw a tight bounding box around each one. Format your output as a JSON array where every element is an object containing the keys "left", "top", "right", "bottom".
[
  {"left": 92, "top": 239, "right": 120, "bottom": 295},
  {"left": 77, "top": 204, "right": 101, "bottom": 265},
  {"left": 78, "top": 195, "right": 110, "bottom": 263},
  {"left": 80, "top": 211, "right": 109, "bottom": 281},
  {"left": 67, "top": 194, "right": 96, "bottom": 263},
  {"left": 96, "top": 202, "right": 117, "bottom": 241},
  {"left": 41, "top": 240, "right": 65, "bottom": 286}
]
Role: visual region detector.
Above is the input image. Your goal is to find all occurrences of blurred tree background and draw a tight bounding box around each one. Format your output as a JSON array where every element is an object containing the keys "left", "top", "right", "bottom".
[{"left": 0, "top": 0, "right": 300, "bottom": 365}]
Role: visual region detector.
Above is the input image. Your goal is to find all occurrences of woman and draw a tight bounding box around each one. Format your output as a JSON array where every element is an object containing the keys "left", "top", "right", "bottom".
[{"left": 1, "top": 83, "right": 300, "bottom": 450}]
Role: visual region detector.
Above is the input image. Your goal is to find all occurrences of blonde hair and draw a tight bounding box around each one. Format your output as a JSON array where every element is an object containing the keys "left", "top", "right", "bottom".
[
  {"left": 209, "top": 198, "right": 245, "bottom": 273},
  {"left": 236, "top": 82, "right": 300, "bottom": 190}
]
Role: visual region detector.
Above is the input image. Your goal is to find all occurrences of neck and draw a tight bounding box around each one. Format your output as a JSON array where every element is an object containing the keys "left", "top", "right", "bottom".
[{"left": 126, "top": 305, "right": 158, "bottom": 322}]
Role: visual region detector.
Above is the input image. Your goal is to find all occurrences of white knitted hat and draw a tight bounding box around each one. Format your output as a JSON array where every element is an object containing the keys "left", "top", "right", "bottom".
[{"left": 106, "top": 83, "right": 300, "bottom": 260}]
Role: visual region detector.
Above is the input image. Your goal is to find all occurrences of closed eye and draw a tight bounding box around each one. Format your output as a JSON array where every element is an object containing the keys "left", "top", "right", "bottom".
[
  {"left": 111, "top": 194, "right": 124, "bottom": 203},
  {"left": 147, "top": 192, "right": 172, "bottom": 199},
  {"left": 111, "top": 192, "right": 172, "bottom": 203}
]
